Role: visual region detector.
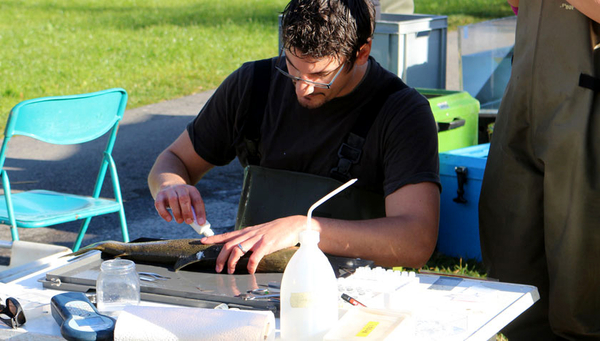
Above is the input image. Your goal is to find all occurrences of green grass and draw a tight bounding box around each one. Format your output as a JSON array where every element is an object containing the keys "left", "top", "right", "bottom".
[
  {"left": 393, "top": 251, "right": 487, "bottom": 279},
  {"left": 415, "top": 0, "right": 515, "bottom": 31},
  {"left": 0, "top": 0, "right": 513, "bottom": 127},
  {"left": 0, "top": 0, "right": 288, "bottom": 125},
  {"left": 422, "top": 251, "right": 487, "bottom": 278}
]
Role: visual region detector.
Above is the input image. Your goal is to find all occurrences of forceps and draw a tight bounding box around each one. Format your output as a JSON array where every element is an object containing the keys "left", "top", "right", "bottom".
[
  {"left": 138, "top": 272, "right": 171, "bottom": 282},
  {"left": 237, "top": 293, "right": 280, "bottom": 301},
  {"left": 237, "top": 291, "right": 280, "bottom": 301}
]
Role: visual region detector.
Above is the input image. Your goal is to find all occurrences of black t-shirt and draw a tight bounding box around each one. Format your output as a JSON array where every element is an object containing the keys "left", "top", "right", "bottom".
[{"left": 188, "top": 56, "right": 440, "bottom": 197}]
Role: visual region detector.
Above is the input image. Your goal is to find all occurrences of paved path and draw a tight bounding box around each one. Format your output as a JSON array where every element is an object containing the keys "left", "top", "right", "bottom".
[{"left": 0, "top": 31, "right": 460, "bottom": 255}]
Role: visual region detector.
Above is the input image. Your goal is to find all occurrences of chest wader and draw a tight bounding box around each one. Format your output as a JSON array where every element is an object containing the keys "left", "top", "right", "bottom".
[
  {"left": 478, "top": 1, "right": 600, "bottom": 339},
  {"left": 233, "top": 59, "right": 402, "bottom": 230},
  {"left": 234, "top": 165, "right": 386, "bottom": 230}
]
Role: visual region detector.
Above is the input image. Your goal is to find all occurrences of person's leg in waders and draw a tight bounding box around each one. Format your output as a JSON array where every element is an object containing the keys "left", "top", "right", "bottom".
[
  {"left": 478, "top": 89, "right": 555, "bottom": 339},
  {"left": 479, "top": 0, "right": 600, "bottom": 339}
]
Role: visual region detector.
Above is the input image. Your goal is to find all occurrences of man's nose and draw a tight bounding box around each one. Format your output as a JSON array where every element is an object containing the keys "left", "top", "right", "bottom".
[{"left": 295, "top": 79, "right": 315, "bottom": 96}]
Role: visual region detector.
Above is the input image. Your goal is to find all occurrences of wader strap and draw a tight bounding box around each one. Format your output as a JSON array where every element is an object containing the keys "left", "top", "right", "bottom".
[
  {"left": 330, "top": 79, "right": 406, "bottom": 182},
  {"left": 579, "top": 73, "right": 600, "bottom": 92},
  {"left": 242, "top": 58, "right": 272, "bottom": 166},
  {"left": 241, "top": 59, "right": 406, "bottom": 181}
]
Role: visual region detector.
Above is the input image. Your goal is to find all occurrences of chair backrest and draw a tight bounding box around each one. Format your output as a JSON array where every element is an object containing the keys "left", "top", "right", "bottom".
[{"left": 4, "top": 88, "right": 127, "bottom": 145}]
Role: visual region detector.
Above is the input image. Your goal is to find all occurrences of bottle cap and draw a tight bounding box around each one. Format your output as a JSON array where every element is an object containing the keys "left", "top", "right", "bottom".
[
  {"left": 190, "top": 206, "right": 215, "bottom": 237},
  {"left": 298, "top": 229, "right": 319, "bottom": 244},
  {"left": 190, "top": 220, "right": 214, "bottom": 236}
]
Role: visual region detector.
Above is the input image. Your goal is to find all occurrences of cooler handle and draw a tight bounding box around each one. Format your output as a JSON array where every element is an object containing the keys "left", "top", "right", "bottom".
[
  {"left": 453, "top": 166, "right": 468, "bottom": 204},
  {"left": 438, "top": 119, "right": 466, "bottom": 132}
]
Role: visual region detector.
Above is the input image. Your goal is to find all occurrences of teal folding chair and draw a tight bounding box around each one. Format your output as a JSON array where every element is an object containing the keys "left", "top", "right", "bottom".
[{"left": 0, "top": 88, "right": 130, "bottom": 251}]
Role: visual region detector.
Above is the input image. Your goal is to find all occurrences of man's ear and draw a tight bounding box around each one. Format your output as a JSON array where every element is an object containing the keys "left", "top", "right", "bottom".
[{"left": 356, "top": 38, "right": 372, "bottom": 65}]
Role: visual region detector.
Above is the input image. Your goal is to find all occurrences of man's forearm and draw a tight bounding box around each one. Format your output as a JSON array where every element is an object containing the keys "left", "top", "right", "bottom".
[
  {"left": 315, "top": 215, "right": 437, "bottom": 269},
  {"left": 148, "top": 150, "right": 193, "bottom": 199}
]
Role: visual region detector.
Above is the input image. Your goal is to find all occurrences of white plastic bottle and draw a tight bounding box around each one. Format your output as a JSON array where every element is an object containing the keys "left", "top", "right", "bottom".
[{"left": 280, "top": 229, "right": 338, "bottom": 340}]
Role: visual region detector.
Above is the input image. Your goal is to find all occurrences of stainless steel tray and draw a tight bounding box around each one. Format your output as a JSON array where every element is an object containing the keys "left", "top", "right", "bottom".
[{"left": 42, "top": 251, "right": 281, "bottom": 313}]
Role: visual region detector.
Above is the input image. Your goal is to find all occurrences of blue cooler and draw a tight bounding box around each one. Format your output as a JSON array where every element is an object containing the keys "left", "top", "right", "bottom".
[{"left": 438, "top": 143, "right": 490, "bottom": 261}]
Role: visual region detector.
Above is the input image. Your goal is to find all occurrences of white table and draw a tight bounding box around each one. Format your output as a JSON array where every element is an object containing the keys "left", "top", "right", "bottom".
[
  {"left": 0, "top": 255, "right": 538, "bottom": 340},
  {"left": 334, "top": 269, "right": 538, "bottom": 340}
]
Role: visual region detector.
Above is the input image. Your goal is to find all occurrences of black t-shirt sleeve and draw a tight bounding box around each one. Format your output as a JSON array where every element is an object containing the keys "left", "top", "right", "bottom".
[
  {"left": 379, "top": 88, "right": 440, "bottom": 196},
  {"left": 186, "top": 62, "right": 255, "bottom": 166}
]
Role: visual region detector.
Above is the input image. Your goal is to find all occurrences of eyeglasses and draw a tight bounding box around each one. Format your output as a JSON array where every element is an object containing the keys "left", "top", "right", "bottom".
[
  {"left": 0, "top": 297, "right": 26, "bottom": 329},
  {"left": 275, "top": 49, "right": 345, "bottom": 89}
]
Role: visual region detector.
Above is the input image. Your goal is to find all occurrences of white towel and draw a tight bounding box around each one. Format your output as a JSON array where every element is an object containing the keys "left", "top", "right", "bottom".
[{"left": 114, "top": 305, "right": 275, "bottom": 341}]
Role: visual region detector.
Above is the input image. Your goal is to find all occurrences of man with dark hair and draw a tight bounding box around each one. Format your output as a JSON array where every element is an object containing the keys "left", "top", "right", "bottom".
[{"left": 148, "top": 0, "right": 440, "bottom": 274}]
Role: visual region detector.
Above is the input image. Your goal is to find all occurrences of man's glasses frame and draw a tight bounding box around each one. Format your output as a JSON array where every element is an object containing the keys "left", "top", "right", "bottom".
[
  {"left": 275, "top": 49, "right": 345, "bottom": 89},
  {"left": 0, "top": 297, "right": 26, "bottom": 329}
]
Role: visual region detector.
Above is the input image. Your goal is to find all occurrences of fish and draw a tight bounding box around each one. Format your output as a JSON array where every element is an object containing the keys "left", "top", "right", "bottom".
[{"left": 67, "top": 239, "right": 298, "bottom": 273}]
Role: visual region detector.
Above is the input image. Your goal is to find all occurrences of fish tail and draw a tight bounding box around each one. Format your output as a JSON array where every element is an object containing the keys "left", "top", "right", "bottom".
[{"left": 61, "top": 240, "right": 122, "bottom": 258}]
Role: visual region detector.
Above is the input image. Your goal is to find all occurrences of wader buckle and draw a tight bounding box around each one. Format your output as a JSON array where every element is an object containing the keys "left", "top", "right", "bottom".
[{"left": 331, "top": 134, "right": 364, "bottom": 181}]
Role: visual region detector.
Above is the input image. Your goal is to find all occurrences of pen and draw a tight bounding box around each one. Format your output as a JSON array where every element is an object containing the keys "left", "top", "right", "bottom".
[{"left": 341, "top": 293, "right": 366, "bottom": 307}]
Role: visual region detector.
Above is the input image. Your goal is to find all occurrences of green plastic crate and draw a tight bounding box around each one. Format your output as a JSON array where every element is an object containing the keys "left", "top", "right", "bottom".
[{"left": 417, "top": 88, "right": 480, "bottom": 152}]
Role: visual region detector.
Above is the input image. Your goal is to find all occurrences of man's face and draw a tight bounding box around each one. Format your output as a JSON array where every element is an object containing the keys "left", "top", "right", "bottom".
[{"left": 282, "top": 49, "right": 351, "bottom": 109}]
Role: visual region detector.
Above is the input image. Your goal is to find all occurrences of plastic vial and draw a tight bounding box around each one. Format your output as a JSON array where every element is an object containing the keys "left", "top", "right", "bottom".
[
  {"left": 190, "top": 206, "right": 215, "bottom": 237},
  {"left": 280, "top": 230, "right": 338, "bottom": 340},
  {"left": 96, "top": 259, "right": 140, "bottom": 317}
]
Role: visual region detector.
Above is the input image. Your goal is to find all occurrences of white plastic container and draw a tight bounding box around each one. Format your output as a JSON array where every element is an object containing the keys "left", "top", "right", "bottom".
[{"left": 280, "top": 230, "right": 338, "bottom": 340}]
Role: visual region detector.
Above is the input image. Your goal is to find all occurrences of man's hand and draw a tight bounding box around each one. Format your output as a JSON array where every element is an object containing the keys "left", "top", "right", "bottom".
[
  {"left": 154, "top": 183, "right": 207, "bottom": 225},
  {"left": 148, "top": 131, "right": 214, "bottom": 227},
  {"left": 201, "top": 215, "right": 308, "bottom": 274}
]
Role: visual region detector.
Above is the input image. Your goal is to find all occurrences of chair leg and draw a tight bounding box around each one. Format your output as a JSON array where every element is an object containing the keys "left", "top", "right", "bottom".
[
  {"left": 10, "top": 225, "right": 19, "bottom": 242},
  {"left": 106, "top": 154, "right": 129, "bottom": 244},
  {"left": 3, "top": 173, "right": 19, "bottom": 242},
  {"left": 118, "top": 207, "right": 129, "bottom": 243},
  {"left": 72, "top": 217, "right": 93, "bottom": 252}
]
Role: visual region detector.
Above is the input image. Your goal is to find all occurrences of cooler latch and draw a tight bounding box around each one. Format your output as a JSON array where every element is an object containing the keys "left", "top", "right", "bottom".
[{"left": 453, "top": 166, "right": 468, "bottom": 204}]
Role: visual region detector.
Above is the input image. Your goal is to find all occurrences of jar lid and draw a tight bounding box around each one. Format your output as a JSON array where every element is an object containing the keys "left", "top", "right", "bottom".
[{"left": 100, "top": 259, "right": 136, "bottom": 272}]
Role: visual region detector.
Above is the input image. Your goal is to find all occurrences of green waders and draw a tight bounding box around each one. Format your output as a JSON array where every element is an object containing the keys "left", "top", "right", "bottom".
[
  {"left": 479, "top": 1, "right": 600, "bottom": 339},
  {"left": 234, "top": 165, "right": 385, "bottom": 230}
]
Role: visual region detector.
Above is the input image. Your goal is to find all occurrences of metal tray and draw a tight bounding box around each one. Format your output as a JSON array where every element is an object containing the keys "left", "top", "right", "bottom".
[{"left": 42, "top": 251, "right": 281, "bottom": 313}]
